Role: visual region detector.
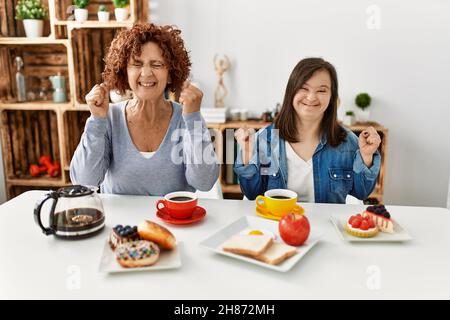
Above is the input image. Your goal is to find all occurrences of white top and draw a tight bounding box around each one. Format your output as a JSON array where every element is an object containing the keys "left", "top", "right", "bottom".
[
  {"left": 1, "top": 190, "right": 450, "bottom": 299},
  {"left": 285, "top": 141, "right": 315, "bottom": 202},
  {"left": 140, "top": 151, "right": 155, "bottom": 159}
]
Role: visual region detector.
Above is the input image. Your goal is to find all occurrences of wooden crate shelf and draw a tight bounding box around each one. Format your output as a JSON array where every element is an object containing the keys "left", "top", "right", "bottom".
[
  {"left": 54, "top": 0, "right": 148, "bottom": 23},
  {"left": 0, "top": 38, "right": 69, "bottom": 45},
  {"left": 69, "top": 103, "right": 90, "bottom": 111},
  {"left": 7, "top": 184, "right": 67, "bottom": 199},
  {"left": 70, "top": 27, "right": 122, "bottom": 105},
  {"left": 0, "top": 43, "right": 69, "bottom": 104},
  {"left": 0, "top": 0, "right": 51, "bottom": 38},
  {"left": 0, "top": 101, "right": 71, "bottom": 111},
  {"left": 62, "top": 110, "right": 90, "bottom": 169},
  {"left": 56, "top": 20, "right": 134, "bottom": 29},
  {"left": 55, "top": 0, "right": 114, "bottom": 22},
  {"left": 7, "top": 177, "right": 64, "bottom": 186},
  {"left": 0, "top": 109, "right": 60, "bottom": 179},
  {"left": 208, "top": 120, "right": 388, "bottom": 203}
]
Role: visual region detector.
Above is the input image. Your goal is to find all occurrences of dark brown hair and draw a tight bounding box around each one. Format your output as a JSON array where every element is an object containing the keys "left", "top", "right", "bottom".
[
  {"left": 274, "top": 57, "right": 346, "bottom": 147},
  {"left": 102, "top": 23, "right": 191, "bottom": 95}
]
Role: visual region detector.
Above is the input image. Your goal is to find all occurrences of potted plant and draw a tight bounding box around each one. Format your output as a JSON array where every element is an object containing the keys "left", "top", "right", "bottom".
[
  {"left": 113, "top": 0, "right": 129, "bottom": 22},
  {"left": 15, "top": 0, "right": 48, "bottom": 38},
  {"left": 343, "top": 110, "right": 355, "bottom": 126},
  {"left": 355, "top": 92, "right": 372, "bottom": 122},
  {"left": 97, "top": 5, "right": 110, "bottom": 22},
  {"left": 74, "top": 0, "right": 89, "bottom": 23}
]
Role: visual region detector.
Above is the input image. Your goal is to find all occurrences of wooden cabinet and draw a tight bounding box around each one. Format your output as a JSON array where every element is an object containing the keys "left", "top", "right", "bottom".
[
  {"left": 0, "top": 0, "right": 148, "bottom": 199},
  {"left": 208, "top": 120, "right": 388, "bottom": 204}
]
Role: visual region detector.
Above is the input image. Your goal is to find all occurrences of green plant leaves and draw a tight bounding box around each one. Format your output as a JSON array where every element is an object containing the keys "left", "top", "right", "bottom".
[
  {"left": 355, "top": 93, "right": 371, "bottom": 110},
  {"left": 74, "top": 0, "right": 90, "bottom": 9},
  {"left": 15, "top": 0, "right": 48, "bottom": 20},
  {"left": 113, "top": 0, "right": 130, "bottom": 9}
]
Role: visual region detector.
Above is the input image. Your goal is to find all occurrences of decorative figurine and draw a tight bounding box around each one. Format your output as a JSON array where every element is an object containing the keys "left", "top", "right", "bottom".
[{"left": 213, "top": 54, "right": 230, "bottom": 108}]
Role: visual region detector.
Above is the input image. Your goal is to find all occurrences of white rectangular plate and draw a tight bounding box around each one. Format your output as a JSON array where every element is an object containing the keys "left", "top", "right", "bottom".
[
  {"left": 99, "top": 240, "right": 182, "bottom": 273},
  {"left": 330, "top": 214, "right": 412, "bottom": 242},
  {"left": 200, "top": 216, "right": 323, "bottom": 272}
]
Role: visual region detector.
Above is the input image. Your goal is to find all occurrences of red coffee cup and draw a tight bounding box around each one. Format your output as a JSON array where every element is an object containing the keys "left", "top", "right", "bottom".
[{"left": 156, "top": 191, "right": 198, "bottom": 219}]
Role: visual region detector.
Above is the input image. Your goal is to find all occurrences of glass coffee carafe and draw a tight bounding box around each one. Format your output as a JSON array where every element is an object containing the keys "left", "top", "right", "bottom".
[{"left": 34, "top": 185, "right": 105, "bottom": 239}]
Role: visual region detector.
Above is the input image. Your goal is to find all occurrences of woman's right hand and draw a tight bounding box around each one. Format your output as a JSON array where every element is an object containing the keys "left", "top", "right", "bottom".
[
  {"left": 85, "top": 83, "right": 109, "bottom": 118},
  {"left": 234, "top": 127, "right": 256, "bottom": 165}
]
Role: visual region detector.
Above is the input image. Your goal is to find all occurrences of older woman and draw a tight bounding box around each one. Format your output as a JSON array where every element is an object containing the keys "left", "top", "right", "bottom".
[
  {"left": 234, "top": 57, "right": 381, "bottom": 203},
  {"left": 70, "top": 23, "right": 219, "bottom": 195}
]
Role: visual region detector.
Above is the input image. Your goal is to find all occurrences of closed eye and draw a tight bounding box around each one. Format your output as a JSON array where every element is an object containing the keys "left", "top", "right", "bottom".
[
  {"left": 150, "top": 62, "right": 165, "bottom": 69},
  {"left": 130, "top": 60, "right": 143, "bottom": 67}
]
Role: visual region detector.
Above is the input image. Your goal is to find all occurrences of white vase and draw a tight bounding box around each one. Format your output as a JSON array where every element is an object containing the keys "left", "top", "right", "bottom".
[
  {"left": 97, "top": 11, "right": 110, "bottom": 22},
  {"left": 343, "top": 115, "right": 354, "bottom": 126},
  {"left": 114, "top": 8, "right": 129, "bottom": 22},
  {"left": 23, "top": 19, "right": 44, "bottom": 38},
  {"left": 356, "top": 109, "right": 371, "bottom": 123},
  {"left": 74, "top": 8, "right": 89, "bottom": 23}
]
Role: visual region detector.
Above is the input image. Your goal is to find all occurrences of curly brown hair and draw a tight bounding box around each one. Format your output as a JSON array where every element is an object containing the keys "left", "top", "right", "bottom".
[{"left": 102, "top": 23, "right": 191, "bottom": 95}]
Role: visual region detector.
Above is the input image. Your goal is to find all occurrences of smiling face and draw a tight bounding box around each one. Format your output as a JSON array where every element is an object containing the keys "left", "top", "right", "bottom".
[
  {"left": 292, "top": 69, "right": 332, "bottom": 123},
  {"left": 127, "top": 42, "right": 170, "bottom": 102}
]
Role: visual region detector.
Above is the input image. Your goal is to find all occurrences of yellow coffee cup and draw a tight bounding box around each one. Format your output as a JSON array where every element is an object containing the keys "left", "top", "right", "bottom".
[{"left": 255, "top": 189, "right": 301, "bottom": 217}]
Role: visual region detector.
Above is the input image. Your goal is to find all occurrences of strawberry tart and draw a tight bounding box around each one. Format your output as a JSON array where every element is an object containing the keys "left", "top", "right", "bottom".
[
  {"left": 362, "top": 205, "right": 394, "bottom": 233},
  {"left": 345, "top": 214, "right": 379, "bottom": 238}
]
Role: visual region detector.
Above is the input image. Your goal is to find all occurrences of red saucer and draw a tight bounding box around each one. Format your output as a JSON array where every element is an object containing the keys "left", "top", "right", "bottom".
[{"left": 156, "top": 206, "right": 206, "bottom": 225}]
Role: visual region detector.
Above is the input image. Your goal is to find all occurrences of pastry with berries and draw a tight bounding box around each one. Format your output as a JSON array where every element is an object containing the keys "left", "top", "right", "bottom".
[
  {"left": 345, "top": 214, "right": 379, "bottom": 238},
  {"left": 362, "top": 205, "right": 394, "bottom": 233},
  {"left": 109, "top": 225, "right": 141, "bottom": 250}
]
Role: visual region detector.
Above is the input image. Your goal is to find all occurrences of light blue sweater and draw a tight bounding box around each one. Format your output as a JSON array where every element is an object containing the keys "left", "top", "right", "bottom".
[{"left": 70, "top": 101, "right": 219, "bottom": 195}]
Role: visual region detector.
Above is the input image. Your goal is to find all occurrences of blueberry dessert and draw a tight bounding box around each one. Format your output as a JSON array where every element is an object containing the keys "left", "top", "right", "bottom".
[
  {"left": 363, "top": 204, "right": 394, "bottom": 233},
  {"left": 109, "top": 224, "right": 141, "bottom": 250},
  {"left": 366, "top": 205, "right": 390, "bottom": 219}
]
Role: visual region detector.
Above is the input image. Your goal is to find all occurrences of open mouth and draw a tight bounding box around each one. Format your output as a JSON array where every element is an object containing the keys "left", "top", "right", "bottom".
[
  {"left": 138, "top": 81, "right": 157, "bottom": 88},
  {"left": 301, "top": 102, "right": 320, "bottom": 108}
]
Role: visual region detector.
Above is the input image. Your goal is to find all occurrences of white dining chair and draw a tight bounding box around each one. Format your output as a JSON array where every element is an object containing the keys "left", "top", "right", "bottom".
[{"left": 195, "top": 180, "right": 223, "bottom": 200}]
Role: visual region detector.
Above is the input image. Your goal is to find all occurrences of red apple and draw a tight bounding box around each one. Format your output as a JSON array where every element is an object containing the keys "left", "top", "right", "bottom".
[{"left": 278, "top": 212, "right": 310, "bottom": 246}]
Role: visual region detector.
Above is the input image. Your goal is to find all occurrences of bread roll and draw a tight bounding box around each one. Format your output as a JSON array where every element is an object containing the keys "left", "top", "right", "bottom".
[{"left": 138, "top": 220, "right": 176, "bottom": 250}]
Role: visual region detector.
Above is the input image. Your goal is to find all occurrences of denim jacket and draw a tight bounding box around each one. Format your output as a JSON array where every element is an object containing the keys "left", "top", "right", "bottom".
[{"left": 234, "top": 124, "right": 381, "bottom": 203}]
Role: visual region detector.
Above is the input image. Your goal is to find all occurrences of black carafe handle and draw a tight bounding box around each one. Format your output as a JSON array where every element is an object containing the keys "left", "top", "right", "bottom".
[{"left": 34, "top": 191, "right": 59, "bottom": 236}]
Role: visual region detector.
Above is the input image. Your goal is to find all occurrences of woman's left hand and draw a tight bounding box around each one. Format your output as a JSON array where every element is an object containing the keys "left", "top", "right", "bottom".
[
  {"left": 358, "top": 126, "right": 381, "bottom": 167},
  {"left": 180, "top": 81, "right": 203, "bottom": 114}
]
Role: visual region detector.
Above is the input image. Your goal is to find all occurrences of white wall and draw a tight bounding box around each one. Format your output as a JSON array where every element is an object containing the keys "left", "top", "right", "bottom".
[{"left": 156, "top": 0, "right": 450, "bottom": 206}]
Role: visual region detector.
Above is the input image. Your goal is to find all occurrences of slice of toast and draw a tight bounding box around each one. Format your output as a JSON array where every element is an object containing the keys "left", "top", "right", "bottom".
[
  {"left": 254, "top": 242, "right": 297, "bottom": 265},
  {"left": 222, "top": 234, "right": 273, "bottom": 257}
]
